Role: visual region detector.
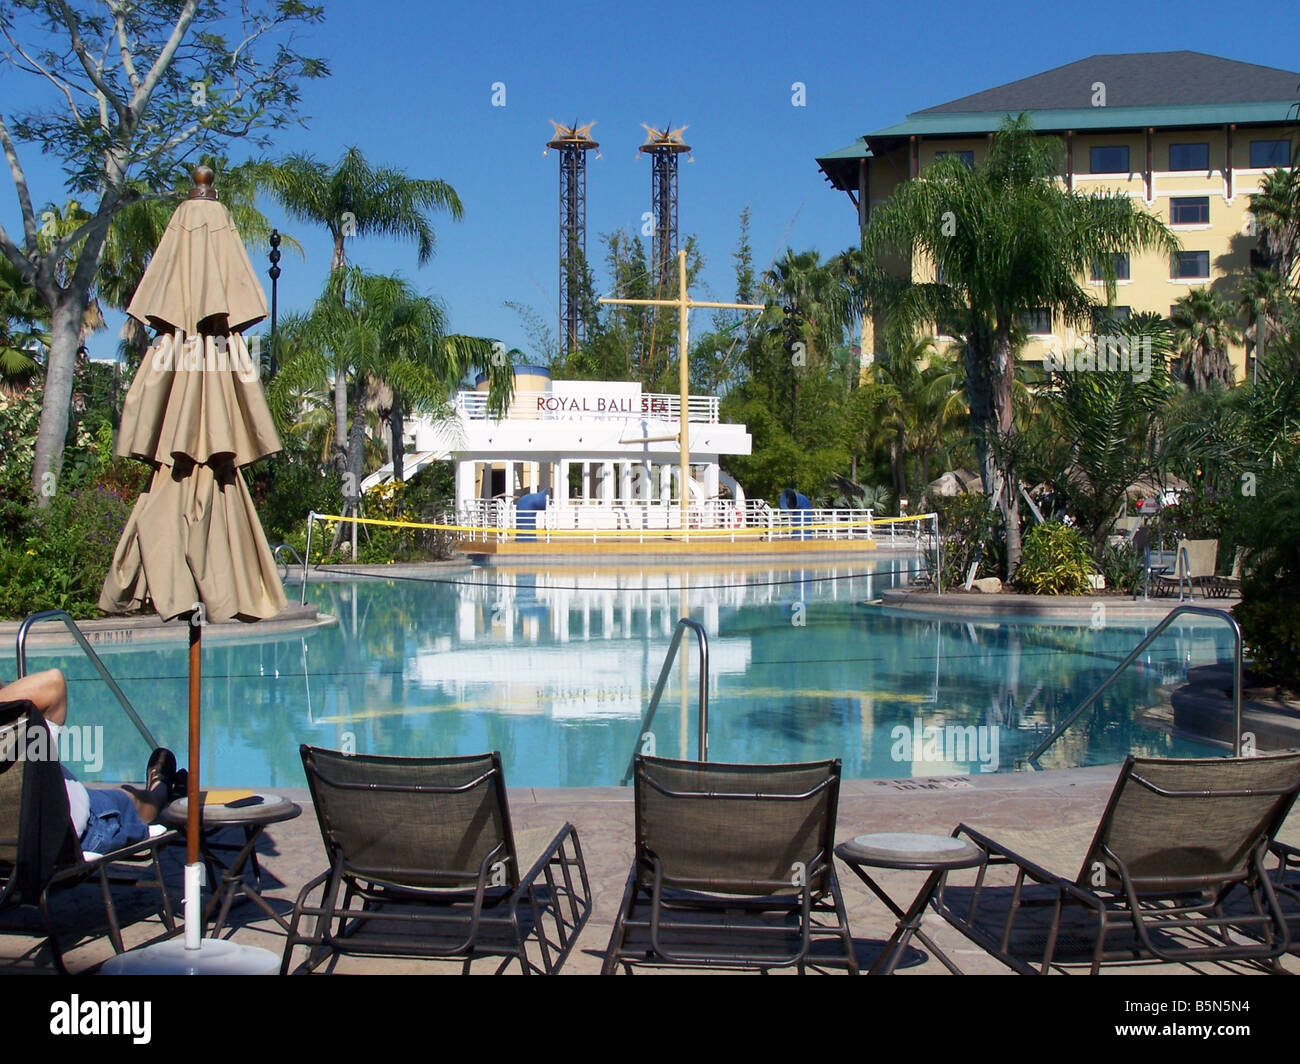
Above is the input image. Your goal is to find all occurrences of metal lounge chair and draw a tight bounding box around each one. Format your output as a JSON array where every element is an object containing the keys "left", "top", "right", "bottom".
[
  {"left": 282, "top": 746, "right": 591, "bottom": 975},
  {"left": 1150, "top": 538, "right": 1218, "bottom": 600},
  {"left": 0, "top": 703, "right": 177, "bottom": 974},
  {"left": 602, "top": 754, "right": 858, "bottom": 974},
  {"left": 935, "top": 752, "right": 1300, "bottom": 974}
]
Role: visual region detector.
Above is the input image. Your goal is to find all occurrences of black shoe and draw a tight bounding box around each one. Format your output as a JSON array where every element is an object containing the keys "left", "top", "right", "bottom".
[{"left": 124, "top": 748, "right": 177, "bottom": 810}]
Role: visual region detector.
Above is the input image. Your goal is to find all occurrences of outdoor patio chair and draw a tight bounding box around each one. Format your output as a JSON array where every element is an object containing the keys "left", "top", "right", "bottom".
[
  {"left": 601, "top": 754, "right": 857, "bottom": 974},
  {"left": 282, "top": 746, "right": 591, "bottom": 975},
  {"left": 1150, "top": 538, "right": 1218, "bottom": 600},
  {"left": 0, "top": 702, "right": 177, "bottom": 974},
  {"left": 1202, "top": 546, "right": 1246, "bottom": 599},
  {"left": 935, "top": 752, "right": 1300, "bottom": 974}
]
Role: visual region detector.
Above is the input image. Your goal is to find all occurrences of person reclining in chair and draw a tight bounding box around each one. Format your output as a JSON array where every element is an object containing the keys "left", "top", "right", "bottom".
[{"left": 0, "top": 669, "right": 177, "bottom": 856}]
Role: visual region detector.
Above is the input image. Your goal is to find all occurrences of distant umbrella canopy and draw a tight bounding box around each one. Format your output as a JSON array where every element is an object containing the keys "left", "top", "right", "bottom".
[{"left": 100, "top": 172, "right": 286, "bottom": 624}]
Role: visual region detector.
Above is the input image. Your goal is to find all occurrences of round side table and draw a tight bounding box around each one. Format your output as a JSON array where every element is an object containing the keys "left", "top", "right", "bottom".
[{"left": 835, "top": 832, "right": 983, "bottom": 975}]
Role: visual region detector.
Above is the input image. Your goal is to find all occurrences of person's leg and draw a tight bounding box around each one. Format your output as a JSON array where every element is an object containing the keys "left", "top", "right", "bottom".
[
  {"left": 0, "top": 669, "right": 67, "bottom": 725},
  {"left": 81, "top": 787, "right": 149, "bottom": 854}
]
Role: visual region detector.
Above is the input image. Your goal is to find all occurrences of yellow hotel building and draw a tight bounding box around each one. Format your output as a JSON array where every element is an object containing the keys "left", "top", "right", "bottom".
[{"left": 816, "top": 52, "right": 1298, "bottom": 378}]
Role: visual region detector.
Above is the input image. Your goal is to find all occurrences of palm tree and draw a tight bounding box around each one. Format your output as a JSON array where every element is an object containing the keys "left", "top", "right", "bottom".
[
  {"left": 863, "top": 335, "right": 966, "bottom": 501},
  {"left": 252, "top": 147, "right": 462, "bottom": 274},
  {"left": 1170, "top": 288, "right": 1242, "bottom": 390},
  {"left": 1237, "top": 268, "right": 1295, "bottom": 379},
  {"left": 251, "top": 148, "right": 466, "bottom": 494},
  {"left": 270, "top": 269, "right": 512, "bottom": 525},
  {"left": 1249, "top": 167, "right": 1300, "bottom": 285},
  {"left": 0, "top": 256, "right": 48, "bottom": 390},
  {"left": 861, "top": 114, "right": 1178, "bottom": 571}
]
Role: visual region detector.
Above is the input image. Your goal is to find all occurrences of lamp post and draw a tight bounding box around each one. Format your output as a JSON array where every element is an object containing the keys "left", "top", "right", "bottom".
[{"left": 268, "top": 230, "right": 281, "bottom": 376}]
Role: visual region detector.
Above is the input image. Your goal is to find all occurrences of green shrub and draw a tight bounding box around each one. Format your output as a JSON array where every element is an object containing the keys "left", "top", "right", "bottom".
[
  {"left": 936, "top": 493, "right": 1001, "bottom": 588},
  {"left": 1097, "top": 541, "right": 1145, "bottom": 595},
  {"left": 1013, "top": 522, "right": 1096, "bottom": 595},
  {"left": 1234, "top": 573, "right": 1300, "bottom": 692},
  {"left": 0, "top": 484, "right": 135, "bottom": 619}
]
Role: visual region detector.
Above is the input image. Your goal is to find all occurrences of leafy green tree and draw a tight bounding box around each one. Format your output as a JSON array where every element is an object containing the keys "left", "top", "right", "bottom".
[
  {"left": 861, "top": 115, "right": 1177, "bottom": 571},
  {"left": 0, "top": 0, "right": 326, "bottom": 503}
]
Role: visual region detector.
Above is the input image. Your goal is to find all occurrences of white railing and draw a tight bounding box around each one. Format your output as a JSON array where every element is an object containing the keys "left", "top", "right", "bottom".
[
  {"left": 453, "top": 391, "right": 719, "bottom": 424},
  {"left": 455, "top": 498, "right": 890, "bottom": 544}
]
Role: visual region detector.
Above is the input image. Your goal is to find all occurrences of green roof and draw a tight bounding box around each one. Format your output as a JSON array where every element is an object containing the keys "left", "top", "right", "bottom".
[{"left": 865, "top": 100, "right": 1298, "bottom": 142}]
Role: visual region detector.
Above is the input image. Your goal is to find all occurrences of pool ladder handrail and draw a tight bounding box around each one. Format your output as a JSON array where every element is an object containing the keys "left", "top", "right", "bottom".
[
  {"left": 273, "top": 543, "right": 310, "bottom": 604},
  {"left": 15, "top": 609, "right": 159, "bottom": 752},
  {"left": 1025, "top": 604, "right": 1243, "bottom": 766},
  {"left": 621, "top": 618, "right": 710, "bottom": 785}
]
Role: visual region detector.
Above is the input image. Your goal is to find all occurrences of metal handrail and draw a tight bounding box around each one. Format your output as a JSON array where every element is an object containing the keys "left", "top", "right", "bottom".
[
  {"left": 1026, "top": 605, "right": 1243, "bottom": 765},
  {"left": 15, "top": 610, "right": 159, "bottom": 751},
  {"left": 273, "top": 543, "right": 305, "bottom": 587},
  {"left": 621, "top": 618, "right": 710, "bottom": 785}
]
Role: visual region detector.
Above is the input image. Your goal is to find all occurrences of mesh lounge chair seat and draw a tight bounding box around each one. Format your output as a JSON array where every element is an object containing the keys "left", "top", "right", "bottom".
[
  {"left": 602, "top": 755, "right": 857, "bottom": 974},
  {"left": 282, "top": 747, "right": 591, "bottom": 975},
  {"left": 0, "top": 703, "right": 177, "bottom": 974},
  {"left": 935, "top": 753, "right": 1300, "bottom": 974}
]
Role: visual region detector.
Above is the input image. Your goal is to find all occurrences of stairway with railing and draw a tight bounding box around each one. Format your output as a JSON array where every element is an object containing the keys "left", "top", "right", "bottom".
[
  {"left": 621, "top": 618, "right": 709, "bottom": 785},
  {"left": 15, "top": 609, "right": 158, "bottom": 751},
  {"left": 1025, "top": 605, "right": 1245, "bottom": 765}
]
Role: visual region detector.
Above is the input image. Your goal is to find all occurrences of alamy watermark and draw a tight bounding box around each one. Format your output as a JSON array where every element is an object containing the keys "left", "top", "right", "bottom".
[
  {"left": 0, "top": 722, "right": 103, "bottom": 771},
  {"left": 890, "top": 717, "right": 1000, "bottom": 772},
  {"left": 1043, "top": 332, "right": 1151, "bottom": 383},
  {"left": 151, "top": 333, "right": 260, "bottom": 382}
]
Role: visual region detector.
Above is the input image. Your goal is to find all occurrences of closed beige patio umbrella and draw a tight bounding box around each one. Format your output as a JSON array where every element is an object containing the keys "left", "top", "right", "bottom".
[{"left": 99, "top": 167, "right": 286, "bottom": 970}]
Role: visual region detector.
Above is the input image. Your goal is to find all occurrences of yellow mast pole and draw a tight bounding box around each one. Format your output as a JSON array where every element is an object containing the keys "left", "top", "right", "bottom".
[
  {"left": 599, "top": 258, "right": 763, "bottom": 540},
  {"left": 677, "top": 250, "right": 689, "bottom": 537}
]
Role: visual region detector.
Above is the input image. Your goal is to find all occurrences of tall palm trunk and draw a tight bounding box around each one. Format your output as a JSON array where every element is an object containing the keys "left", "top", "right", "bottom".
[
  {"left": 390, "top": 396, "right": 405, "bottom": 483},
  {"left": 992, "top": 329, "right": 1021, "bottom": 574}
]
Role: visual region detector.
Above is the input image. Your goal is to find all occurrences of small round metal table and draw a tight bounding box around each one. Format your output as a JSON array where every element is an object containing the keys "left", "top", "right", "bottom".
[
  {"left": 161, "top": 794, "right": 301, "bottom": 937},
  {"left": 835, "top": 832, "right": 983, "bottom": 975}
]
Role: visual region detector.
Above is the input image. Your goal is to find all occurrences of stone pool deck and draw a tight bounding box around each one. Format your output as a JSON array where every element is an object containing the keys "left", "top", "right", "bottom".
[{"left": 6, "top": 764, "right": 1300, "bottom": 976}]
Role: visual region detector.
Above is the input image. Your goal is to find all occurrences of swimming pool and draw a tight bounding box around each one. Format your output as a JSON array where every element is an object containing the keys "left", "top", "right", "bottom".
[{"left": 3, "top": 556, "right": 1232, "bottom": 788}]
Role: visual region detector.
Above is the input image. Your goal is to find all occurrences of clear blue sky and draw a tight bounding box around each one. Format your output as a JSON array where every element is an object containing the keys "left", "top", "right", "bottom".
[{"left": 5, "top": 0, "right": 1300, "bottom": 361}]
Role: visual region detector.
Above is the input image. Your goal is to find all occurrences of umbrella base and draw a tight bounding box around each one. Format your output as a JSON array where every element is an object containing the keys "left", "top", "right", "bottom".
[{"left": 100, "top": 938, "right": 279, "bottom": 975}]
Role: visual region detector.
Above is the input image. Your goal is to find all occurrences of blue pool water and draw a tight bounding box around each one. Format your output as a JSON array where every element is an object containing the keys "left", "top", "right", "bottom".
[{"left": 2, "top": 557, "right": 1231, "bottom": 788}]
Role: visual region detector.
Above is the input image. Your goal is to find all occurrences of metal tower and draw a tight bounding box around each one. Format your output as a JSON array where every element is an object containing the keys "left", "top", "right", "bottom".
[
  {"left": 638, "top": 124, "right": 690, "bottom": 295},
  {"left": 546, "top": 121, "right": 599, "bottom": 355}
]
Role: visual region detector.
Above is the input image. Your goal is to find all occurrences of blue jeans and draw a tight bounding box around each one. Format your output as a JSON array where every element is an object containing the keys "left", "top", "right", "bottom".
[{"left": 81, "top": 788, "right": 148, "bottom": 854}]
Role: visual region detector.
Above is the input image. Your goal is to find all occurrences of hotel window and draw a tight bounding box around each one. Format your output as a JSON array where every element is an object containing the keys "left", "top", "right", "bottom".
[
  {"left": 1089, "top": 253, "right": 1130, "bottom": 281},
  {"left": 1090, "top": 145, "right": 1130, "bottom": 173},
  {"left": 1171, "top": 251, "right": 1210, "bottom": 280},
  {"left": 1168, "top": 143, "right": 1209, "bottom": 171},
  {"left": 935, "top": 150, "right": 974, "bottom": 167},
  {"left": 1250, "top": 139, "right": 1292, "bottom": 168},
  {"left": 1019, "top": 307, "right": 1052, "bottom": 334},
  {"left": 1092, "top": 306, "right": 1131, "bottom": 331},
  {"left": 1170, "top": 197, "right": 1210, "bottom": 225},
  {"left": 1250, "top": 248, "right": 1270, "bottom": 270}
]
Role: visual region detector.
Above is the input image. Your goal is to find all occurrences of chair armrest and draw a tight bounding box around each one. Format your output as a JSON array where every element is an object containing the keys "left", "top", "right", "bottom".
[
  {"left": 513, "top": 822, "right": 580, "bottom": 896},
  {"left": 52, "top": 829, "right": 180, "bottom": 884},
  {"left": 953, "top": 824, "right": 1103, "bottom": 910}
]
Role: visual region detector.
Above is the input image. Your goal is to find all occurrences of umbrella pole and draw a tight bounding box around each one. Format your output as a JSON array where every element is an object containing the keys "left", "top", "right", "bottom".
[{"left": 185, "top": 618, "right": 202, "bottom": 950}]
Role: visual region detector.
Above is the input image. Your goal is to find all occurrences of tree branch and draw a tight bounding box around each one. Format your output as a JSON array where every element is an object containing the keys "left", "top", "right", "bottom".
[
  {"left": 0, "top": 117, "right": 38, "bottom": 249},
  {"left": 132, "top": 0, "right": 200, "bottom": 113},
  {"left": 53, "top": 0, "right": 128, "bottom": 124},
  {"left": 109, "top": 1, "right": 141, "bottom": 92}
]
